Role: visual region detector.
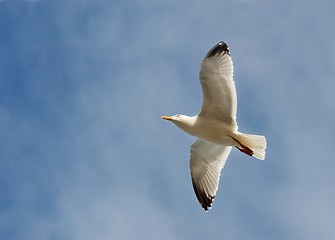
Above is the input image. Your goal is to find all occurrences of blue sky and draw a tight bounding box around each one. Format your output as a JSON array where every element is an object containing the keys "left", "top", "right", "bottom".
[{"left": 1, "top": 0, "right": 335, "bottom": 239}]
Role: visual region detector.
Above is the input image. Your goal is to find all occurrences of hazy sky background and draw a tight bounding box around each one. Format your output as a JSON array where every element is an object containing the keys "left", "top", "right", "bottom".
[{"left": 1, "top": 1, "right": 334, "bottom": 239}]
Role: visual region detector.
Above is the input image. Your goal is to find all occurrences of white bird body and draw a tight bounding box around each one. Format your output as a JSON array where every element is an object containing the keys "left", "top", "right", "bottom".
[
  {"left": 171, "top": 115, "right": 238, "bottom": 146},
  {"left": 162, "top": 41, "right": 267, "bottom": 211}
]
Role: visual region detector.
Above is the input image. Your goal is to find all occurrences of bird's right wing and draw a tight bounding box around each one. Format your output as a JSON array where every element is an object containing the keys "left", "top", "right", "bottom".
[
  {"left": 190, "top": 139, "right": 232, "bottom": 211},
  {"left": 199, "top": 41, "right": 237, "bottom": 127}
]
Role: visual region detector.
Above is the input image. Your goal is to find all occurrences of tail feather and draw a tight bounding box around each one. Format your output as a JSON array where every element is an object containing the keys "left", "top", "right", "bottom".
[{"left": 235, "top": 133, "right": 267, "bottom": 160}]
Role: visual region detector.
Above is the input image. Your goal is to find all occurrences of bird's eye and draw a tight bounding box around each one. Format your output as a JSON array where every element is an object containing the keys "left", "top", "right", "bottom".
[{"left": 176, "top": 114, "right": 180, "bottom": 117}]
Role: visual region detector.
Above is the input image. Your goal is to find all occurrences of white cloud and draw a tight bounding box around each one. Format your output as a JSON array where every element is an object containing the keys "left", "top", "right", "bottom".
[{"left": 1, "top": 1, "right": 335, "bottom": 240}]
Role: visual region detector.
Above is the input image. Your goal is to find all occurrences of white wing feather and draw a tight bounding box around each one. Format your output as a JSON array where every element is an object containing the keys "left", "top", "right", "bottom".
[
  {"left": 199, "top": 41, "right": 237, "bottom": 126},
  {"left": 190, "top": 139, "right": 232, "bottom": 211}
]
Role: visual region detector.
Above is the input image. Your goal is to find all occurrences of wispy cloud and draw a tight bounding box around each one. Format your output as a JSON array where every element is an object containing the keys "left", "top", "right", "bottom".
[{"left": 1, "top": 1, "right": 335, "bottom": 240}]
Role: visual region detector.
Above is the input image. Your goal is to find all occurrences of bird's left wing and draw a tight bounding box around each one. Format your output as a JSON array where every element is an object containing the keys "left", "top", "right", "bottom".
[
  {"left": 199, "top": 41, "right": 237, "bottom": 126},
  {"left": 190, "top": 139, "right": 232, "bottom": 211}
]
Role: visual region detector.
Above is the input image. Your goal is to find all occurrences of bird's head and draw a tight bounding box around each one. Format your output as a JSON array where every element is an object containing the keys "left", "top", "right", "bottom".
[
  {"left": 161, "top": 114, "right": 184, "bottom": 122},
  {"left": 161, "top": 114, "right": 197, "bottom": 130},
  {"left": 162, "top": 114, "right": 197, "bottom": 137}
]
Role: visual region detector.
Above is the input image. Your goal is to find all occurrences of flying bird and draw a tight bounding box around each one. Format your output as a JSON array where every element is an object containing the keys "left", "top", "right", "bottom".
[{"left": 162, "top": 41, "right": 267, "bottom": 211}]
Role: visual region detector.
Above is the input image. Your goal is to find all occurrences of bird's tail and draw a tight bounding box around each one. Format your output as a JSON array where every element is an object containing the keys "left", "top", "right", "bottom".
[{"left": 234, "top": 133, "right": 267, "bottom": 160}]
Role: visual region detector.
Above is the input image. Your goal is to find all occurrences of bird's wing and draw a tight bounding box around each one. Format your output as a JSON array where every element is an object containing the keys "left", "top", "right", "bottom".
[
  {"left": 199, "top": 41, "right": 237, "bottom": 126},
  {"left": 190, "top": 139, "right": 232, "bottom": 211}
]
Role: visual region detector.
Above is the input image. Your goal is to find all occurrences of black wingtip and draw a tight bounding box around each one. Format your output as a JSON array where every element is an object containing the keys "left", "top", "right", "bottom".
[
  {"left": 206, "top": 41, "right": 230, "bottom": 58},
  {"left": 192, "top": 179, "right": 215, "bottom": 211}
]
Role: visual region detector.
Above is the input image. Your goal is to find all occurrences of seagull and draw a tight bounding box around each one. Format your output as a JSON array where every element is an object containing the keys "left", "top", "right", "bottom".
[{"left": 162, "top": 41, "right": 267, "bottom": 211}]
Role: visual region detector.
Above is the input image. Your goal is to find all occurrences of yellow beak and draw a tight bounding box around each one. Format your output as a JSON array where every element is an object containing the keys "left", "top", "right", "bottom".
[{"left": 161, "top": 116, "right": 173, "bottom": 121}]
